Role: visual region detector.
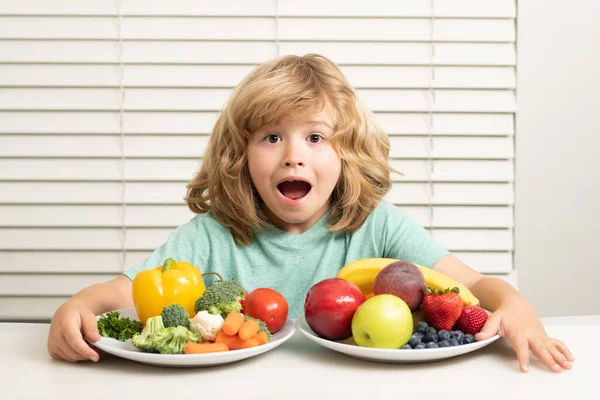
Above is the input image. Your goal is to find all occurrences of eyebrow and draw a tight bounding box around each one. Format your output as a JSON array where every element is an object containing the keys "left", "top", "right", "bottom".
[{"left": 308, "top": 120, "right": 334, "bottom": 130}]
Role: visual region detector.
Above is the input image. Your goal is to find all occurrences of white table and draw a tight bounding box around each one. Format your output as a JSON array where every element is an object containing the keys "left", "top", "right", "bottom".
[{"left": 0, "top": 316, "right": 597, "bottom": 400}]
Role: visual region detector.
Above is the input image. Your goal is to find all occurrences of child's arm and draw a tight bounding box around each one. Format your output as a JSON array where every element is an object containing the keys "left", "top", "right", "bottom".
[
  {"left": 433, "top": 255, "right": 574, "bottom": 373},
  {"left": 47, "top": 275, "right": 133, "bottom": 363}
]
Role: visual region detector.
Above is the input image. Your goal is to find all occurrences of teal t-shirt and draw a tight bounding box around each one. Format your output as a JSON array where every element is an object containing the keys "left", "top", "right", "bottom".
[{"left": 124, "top": 199, "right": 449, "bottom": 318}]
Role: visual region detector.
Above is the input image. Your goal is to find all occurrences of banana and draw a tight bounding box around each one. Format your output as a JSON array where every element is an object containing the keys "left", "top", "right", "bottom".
[{"left": 337, "top": 258, "right": 480, "bottom": 306}]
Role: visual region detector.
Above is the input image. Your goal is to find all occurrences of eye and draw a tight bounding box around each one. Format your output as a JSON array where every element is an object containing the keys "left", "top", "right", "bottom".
[
  {"left": 308, "top": 134, "right": 323, "bottom": 143},
  {"left": 263, "top": 134, "right": 280, "bottom": 144}
]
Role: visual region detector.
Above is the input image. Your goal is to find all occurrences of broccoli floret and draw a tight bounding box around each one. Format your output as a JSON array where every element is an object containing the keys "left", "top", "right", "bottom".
[
  {"left": 152, "top": 326, "right": 201, "bottom": 355},
  {"left": 244, "top": 315, "right": 272, "bottom": 339},
  {"left": 132, "top": 315, "right": 164, "bottom": 353},
  {"left": 194, "top": 278, "right": 247, "bottom": 319},
  {"left": 161, "top": 304, "right": 190, "bottom": 329}
]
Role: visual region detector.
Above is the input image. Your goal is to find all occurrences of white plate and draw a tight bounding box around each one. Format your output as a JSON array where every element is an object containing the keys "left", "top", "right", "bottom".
[
  {"left": 90, "top": 307, "right": 295, "bottom": 367},
  {"left": 296, "top": 313, "right": 500, "bottom": 363}
]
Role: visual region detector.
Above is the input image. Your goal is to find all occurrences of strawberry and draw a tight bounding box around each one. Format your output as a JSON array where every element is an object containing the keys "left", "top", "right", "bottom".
[
  {"left": 455, "top": 306, "right": 488, "bottom": 335},
  {"left": 422, "top": 287, "right": 463, "bottom": 331}
]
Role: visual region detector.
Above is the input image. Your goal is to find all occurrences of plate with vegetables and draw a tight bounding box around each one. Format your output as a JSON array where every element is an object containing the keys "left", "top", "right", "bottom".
[{"left": 90, "top": 259, "right": 295, "bottom": 367}]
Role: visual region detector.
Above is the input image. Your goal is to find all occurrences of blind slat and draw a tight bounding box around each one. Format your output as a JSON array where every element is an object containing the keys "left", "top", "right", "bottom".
[
  {"left": 0, "top": 205, "right": 513, "bottom": 229},
  {"left": 0, "top": 205, "right": 195, "bottom": 228},
  {"left": 0, "top": 65, "right": 516, "bottom": 89},
  {"left": 0, "top": 182, "right": 513, "bottom": 205},
  {"left": 0, "top": 41, "right": 515, "bottom": 65},
  {"left": 278, "top": 0, "right": 516, "bottom": 18},
  {"left": 403, "top": 206, "right": 513, "bottom": 228},
  {"left": 0, "top": 17, "right": 514, "bottom": 42},
  {"left": 0, "top": 274, "right": 119, "bottom": 296},
  {"left": 279, "top": 18, "right": 514, "bottom": 42},
  {"left": 0, "top": 159, "right": 200, "bottom": 180},
  {"left": 0, "top": 159, "right": 512, "bottom": 182},
  {"left": 0, "top": 250, "right": 512, "bottom": 275},
  {"left": 0, "top": 0, "right": 516, "bottom": 18},
  {"left": 0, "top": 88, "right": 516, "bottom": 112},
  {"left": 452, "top": 251, "right": 513, "bottom": 274},
  {"left": 0, "top": 228, "right": 513, "bottom": 251},
  {"left": 0, "top": 251, "right": 150, "bottom": 273},
  {"left": 0, "top": 255, "right": 514, "bottom": 296},
  {"left": 0, "top": 297, "right": 71, "bottom": 320},
  {"left": 281, "top": 42, "right": 516, "bottom": 66},
  {"left": 0, "top": 112, "right": 514, "bottom": 135},
  {"left": 393, "top": 160, "right": 514, "bottom": 182},
  {"left": 0, "top": 136, "right": 513, "bottom": 159},
  {"left": 387, "top": 183, "right": 513, "bottom": 205},
  {"left": 0, "top": 0, "right": 117, "bottom": 15}
]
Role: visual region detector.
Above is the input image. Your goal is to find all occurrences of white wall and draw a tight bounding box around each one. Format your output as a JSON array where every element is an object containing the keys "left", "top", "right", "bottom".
[{"left": 516, "top": 0, "right": 600, "bottom": 316}]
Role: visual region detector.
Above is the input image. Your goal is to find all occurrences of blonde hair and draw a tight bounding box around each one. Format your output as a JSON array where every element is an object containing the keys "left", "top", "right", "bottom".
[{"left": 185, "top": 54, "right": 398, "bottom": 245}]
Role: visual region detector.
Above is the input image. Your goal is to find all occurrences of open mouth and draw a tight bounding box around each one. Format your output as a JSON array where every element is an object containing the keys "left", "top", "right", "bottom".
[{"left": 277, "top": 180, "right": 312, "bottom": 200}]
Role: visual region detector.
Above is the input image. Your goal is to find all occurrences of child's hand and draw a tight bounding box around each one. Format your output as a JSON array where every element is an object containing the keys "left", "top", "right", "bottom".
[
  {"left": 476, "top": 295, "right": 575, "bottom": 373},
  {"left": 47, "top": 299, "right": 101, "bottom": 362}
]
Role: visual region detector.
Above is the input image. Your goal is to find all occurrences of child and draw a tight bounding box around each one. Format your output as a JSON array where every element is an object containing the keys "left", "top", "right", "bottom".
[{"left": 48, "top": 54, "right": 574, "bottom": 373}]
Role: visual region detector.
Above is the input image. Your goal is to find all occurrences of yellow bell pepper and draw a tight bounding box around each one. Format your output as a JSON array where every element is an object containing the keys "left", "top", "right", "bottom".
[{"left": 132, "top": 258, "right": 206, "bottom": 325}]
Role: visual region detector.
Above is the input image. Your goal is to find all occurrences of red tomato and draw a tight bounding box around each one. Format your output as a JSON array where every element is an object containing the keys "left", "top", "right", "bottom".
[{"left": 243, "top": 288, "right": 289, "bottom": 333}]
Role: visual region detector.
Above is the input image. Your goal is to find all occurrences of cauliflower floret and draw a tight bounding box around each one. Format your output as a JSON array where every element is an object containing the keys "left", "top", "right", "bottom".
[{"left": 189, "top": 310, "right": 225, "bottom": 341}]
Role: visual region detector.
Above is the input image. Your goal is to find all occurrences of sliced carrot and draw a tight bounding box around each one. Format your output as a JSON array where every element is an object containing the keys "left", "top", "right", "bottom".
[
  {"left": 215, "top": 331, "right": 258, "bottom": 350},
  {"left": 252, "top": 331, "right": 269, "bottom": 345},
  {"left": 222, "top": 311, "right": 245, "bottom": 336},
  {"left": 238, "top": 319, "right": 260, "bottom": 341},
  {"left": 184, "top": 342, "right": 229, "bottom": 354},
  {"left": 240, "top": 338, "right": 259, "bottom": 349}
]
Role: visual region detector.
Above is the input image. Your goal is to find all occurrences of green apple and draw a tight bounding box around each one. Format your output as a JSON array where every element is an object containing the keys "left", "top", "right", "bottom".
[{"left": 351, "top": 294, "right": 413, "bottom": 349}]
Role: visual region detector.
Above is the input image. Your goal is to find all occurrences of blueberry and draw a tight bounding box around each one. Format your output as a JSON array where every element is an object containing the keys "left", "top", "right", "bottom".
[
  {"left": 415, "top": 343, "right": 426, "bottom": 349},
  {"left": 438, "top": 330, "right": 450, "bottom": 341},
  {"left": 414, "top": 332, "right": 425, "bottom": 340},
  {"left": 417, "top": 321, "right": 429, "bottom": 334},
  {"left": 409, "top": 334, "right": 421, "bottom": 348},
  {"left": 424, "top": 332, "right": 438, "bottom": 343},
  {"left": 463, "top": 334, "right": 475, "bottom": 344},
  {"left": 427, "top": 327, "right": 437, "bottom": 335},
  {"left": 425, "top": 342, "right": 439, "bottom": 349},
  {"left": 451, "top": 330, "right": 465, "bottom": 343},
  {"left": 402, "top": 344, "right": 412, "bottom": 349},
  {"left": 438, "top": 340, "right": 450, "bottom": 348},
  {"left": 448, "top": 339, "right": 459, "bottom": 347}
]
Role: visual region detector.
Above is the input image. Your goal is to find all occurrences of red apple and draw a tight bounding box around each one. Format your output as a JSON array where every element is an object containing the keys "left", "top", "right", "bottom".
[{"left": 304, "top": 278, "right": 366, "bottom": 340}]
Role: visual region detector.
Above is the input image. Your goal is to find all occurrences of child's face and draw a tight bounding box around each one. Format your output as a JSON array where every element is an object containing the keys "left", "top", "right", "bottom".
[{"left": 247, "top": 107, "right": 341, "bottom": 234}]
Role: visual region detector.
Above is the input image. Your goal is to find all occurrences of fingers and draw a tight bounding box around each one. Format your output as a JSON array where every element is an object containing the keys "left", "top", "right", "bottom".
[
  {"left": 552, "top": 338, "right": 575, "bottom": 362},
  {"left": 48, "top": 342, "right": 64, "bottom": 361},
  {"left": 81, "top": 309, "right": 102, "bottom": 343},
  {"left": 475, "top": 312, "right": 501, "bottom": 341},
  {"left": 63, "top": 322, "right": 99, "bottom": 362},
  {"left": 49, "top": 346, "right": 68, "bottom": 362},
  {"left": 58, "top": 336, "right": 88, "bottom": 362},
  {"left": 509, "top": 335, "right": 530, "bottom": 373},
  {"left": 531, "top": 340, "right": 562, "bottom": 373},
  {"left": 547, "top": 342, "right": 572, "bottom": 370},
  {"left": 48, "top": 322, "right": 68, "bottom": 361}
]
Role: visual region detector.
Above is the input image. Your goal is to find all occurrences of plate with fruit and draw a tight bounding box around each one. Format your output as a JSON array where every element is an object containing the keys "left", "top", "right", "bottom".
[
  {"left": 296, "top": 258, "right": 501, "bottom": 363},
  {"left": 90, "top": 259, "right": 294, "bottom": 367}
]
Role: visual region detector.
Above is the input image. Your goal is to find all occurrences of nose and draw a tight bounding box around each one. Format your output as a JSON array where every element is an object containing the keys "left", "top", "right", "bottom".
[
  {"left": 285, "top": 158, "right": 304, "bottom": 167},
  {"left": 283, "top": 141, "right": 305, "bottom": 167}
]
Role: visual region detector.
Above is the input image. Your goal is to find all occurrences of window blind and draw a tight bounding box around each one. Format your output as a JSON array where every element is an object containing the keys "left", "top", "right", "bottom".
[{"left": 0, "top": 0, "right": 517, "bottom": 320}]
